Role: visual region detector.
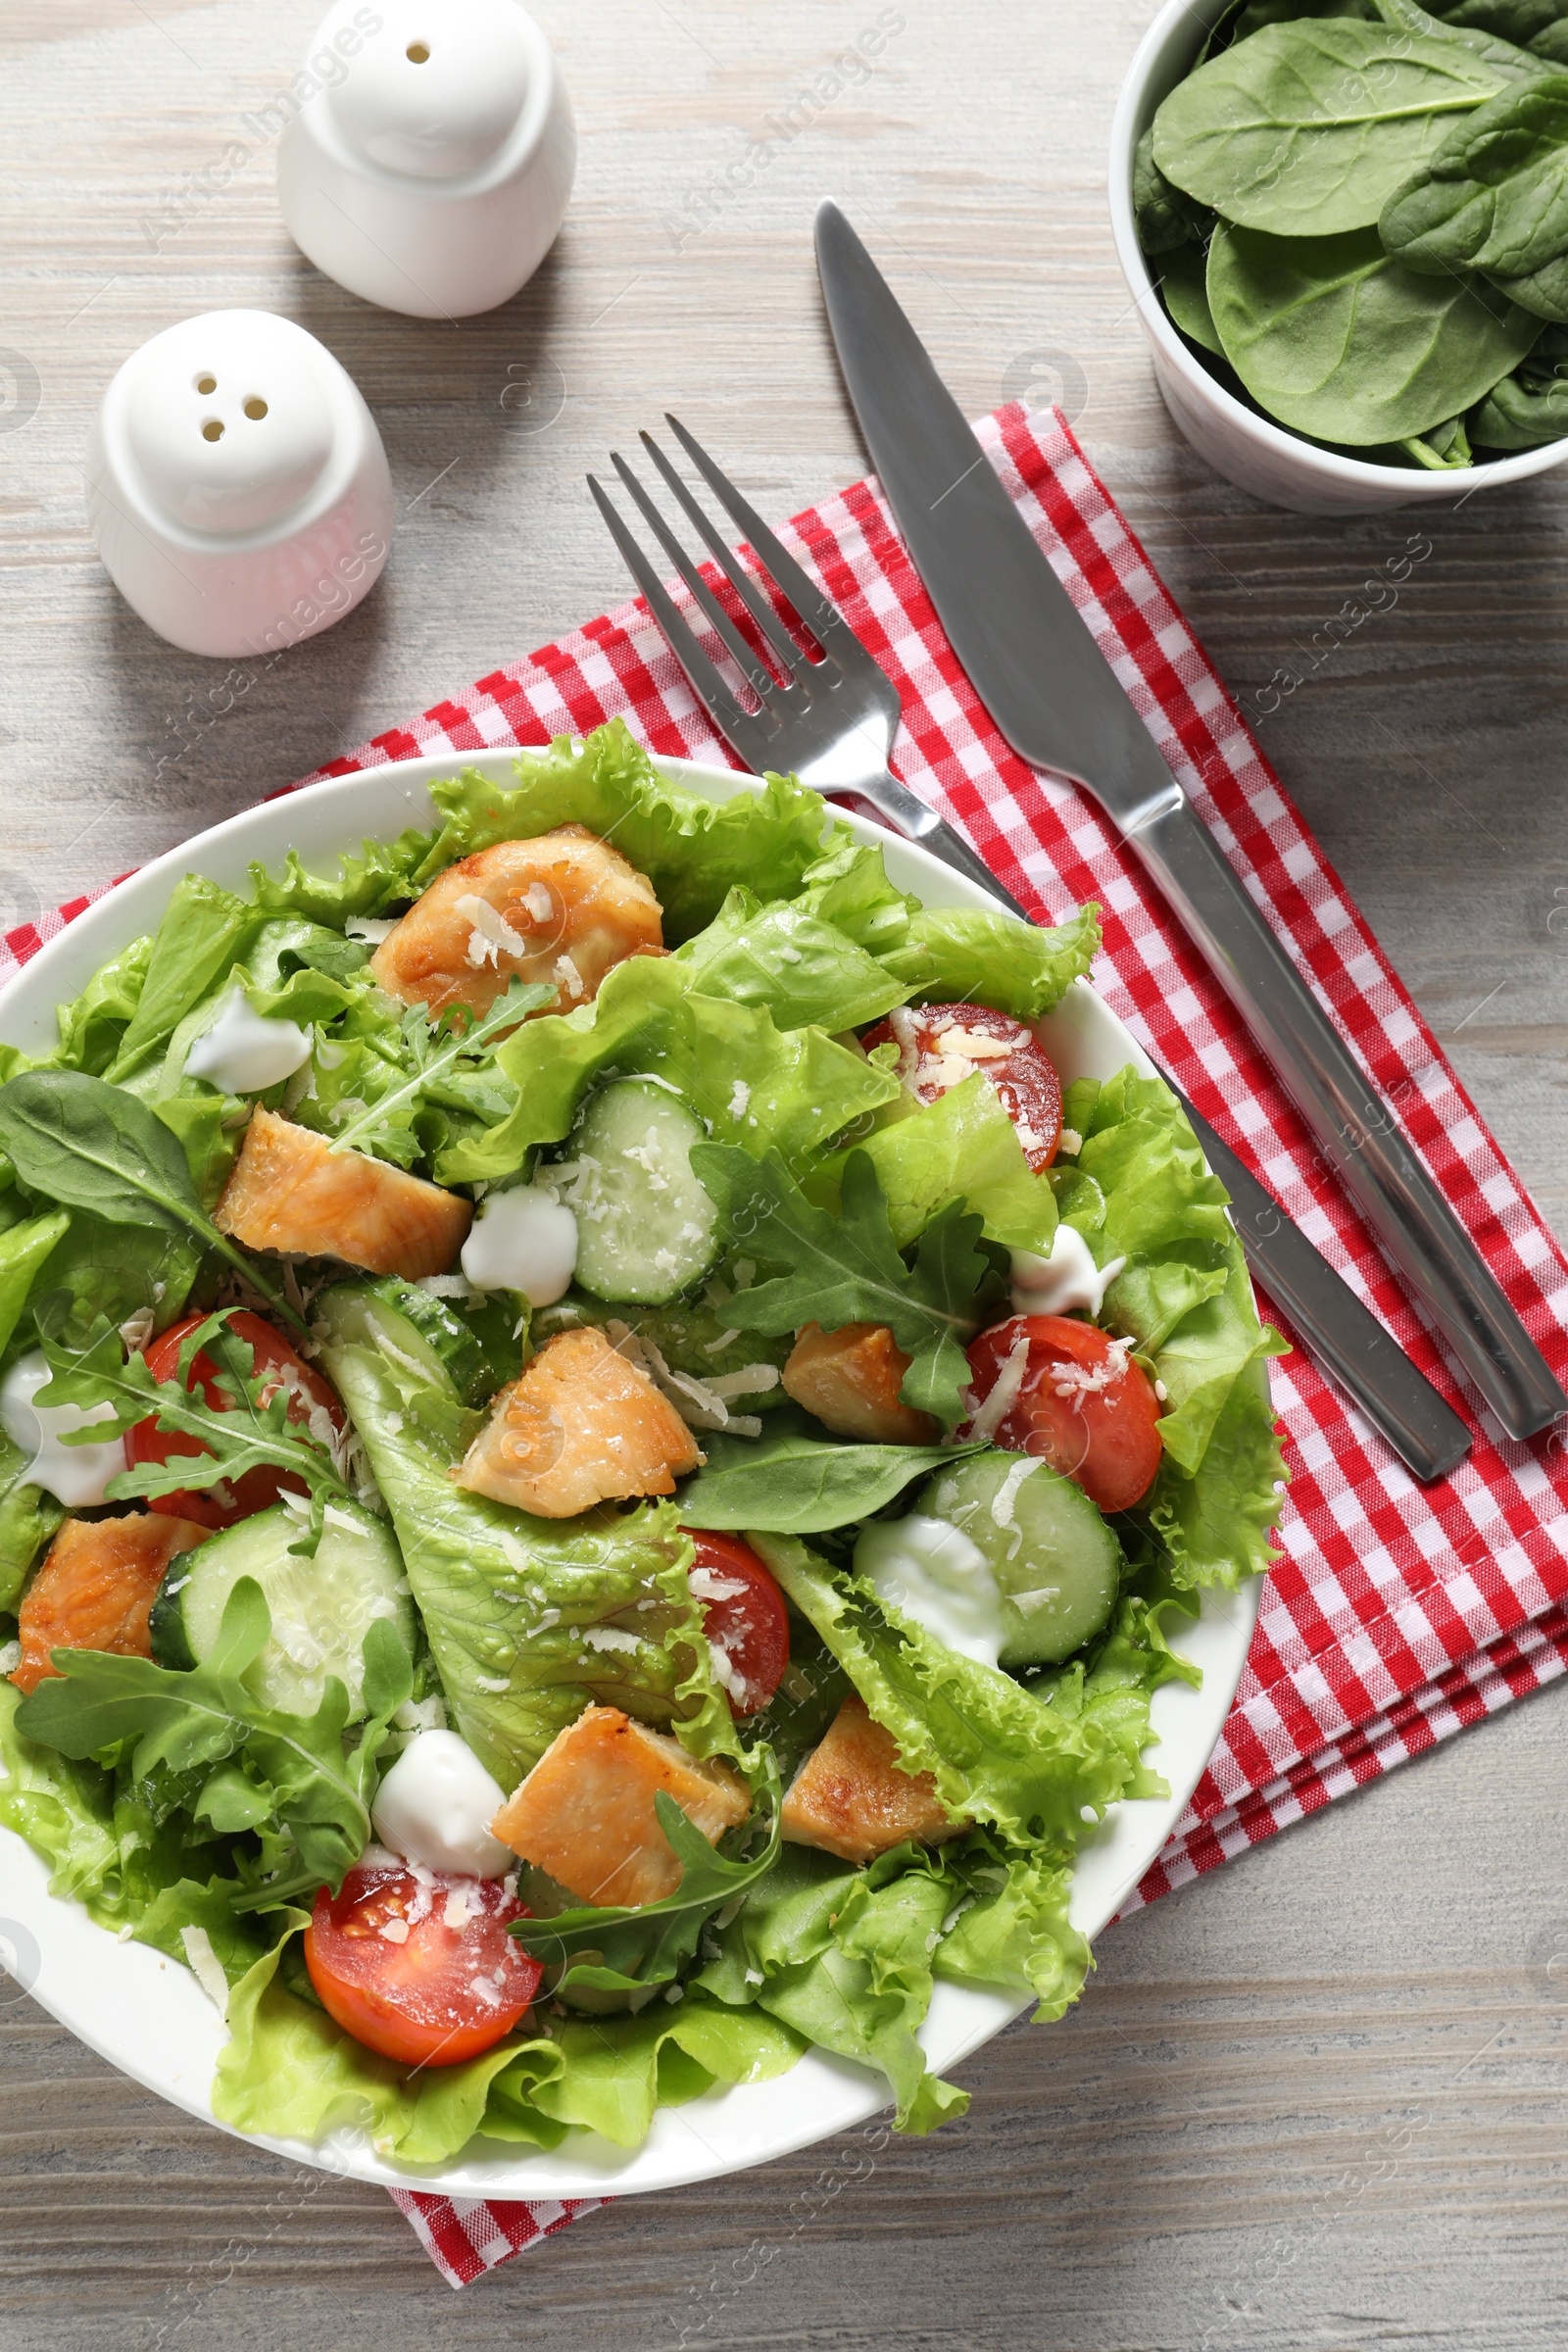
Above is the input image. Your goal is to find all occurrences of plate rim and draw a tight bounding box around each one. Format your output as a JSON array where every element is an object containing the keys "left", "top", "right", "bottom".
[{"left": 0, "top": 746, "right": 1261, "bottom": 2195}]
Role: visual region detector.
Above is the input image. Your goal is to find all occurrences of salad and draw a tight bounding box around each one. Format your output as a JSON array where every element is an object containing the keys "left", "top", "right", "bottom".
[{"left": 0, "top": 722, "right": 1285, "bottom": 2160}]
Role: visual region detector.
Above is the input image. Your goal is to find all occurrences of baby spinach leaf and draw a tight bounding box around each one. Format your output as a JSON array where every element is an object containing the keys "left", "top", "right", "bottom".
[
  {"left": 1381, "top": 73, "right": 1568, "bottom": 319},
  {"left": 688, "top": 1144, "right": 989, "bottom": 1429},
  {"left": 678, "top": 1424, "right": 985, "bottom": 1534},
  {"left": 1470, "top": 341, "right": 1568, "bottom": 434},
  {"left": 13, "top": 1578, "right": 408, "bottom": 1903},
  {"left": 514, "top": 1770, "right": 780, "bottom": 2000},
  {"left": 1400, "top": 411, "right": 1476, "bottom": 463},
  {"left": 1207, "top": 219, "right": 1539, "bottom": 439},
  {"left": 1160, "top": 240, "right": 1226, "bottom": 353},
  {"left": 0, "top": 1071, "right": 303, "bottom": 1332},
  {"left": 1152, "top": 19, "right": 1506, "bottom": 236},
  {"left": 1134, "top": 126, "right": 1213, "bottom": 254}
]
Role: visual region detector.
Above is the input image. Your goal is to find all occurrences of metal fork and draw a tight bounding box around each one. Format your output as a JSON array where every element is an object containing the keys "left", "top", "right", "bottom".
[{"left": 587, "top": 414, "right": 1009, "bottom": 906}]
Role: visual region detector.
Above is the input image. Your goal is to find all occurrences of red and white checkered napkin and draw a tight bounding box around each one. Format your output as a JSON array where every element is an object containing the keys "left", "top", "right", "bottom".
[{"left": 11, "top": 410, "right": 1568, "bottom": 2284}]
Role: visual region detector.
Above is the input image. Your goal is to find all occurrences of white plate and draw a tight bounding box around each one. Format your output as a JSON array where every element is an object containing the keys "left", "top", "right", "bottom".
[{"left": 0, "top": 753, "right": 1260, "bottom": 2195}]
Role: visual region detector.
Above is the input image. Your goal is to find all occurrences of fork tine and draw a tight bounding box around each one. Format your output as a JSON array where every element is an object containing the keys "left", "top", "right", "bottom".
[
  {"left": 639, "top": 431, "right": 812, "bottom": 681},
  {"left": 609, "top": 453, "right": 779, "bottom": 706},
  {"left": 663, "top": 413, "right": 876, "bottom": 680},
  {"left": 587, "top": 473, "right": 764, "bottom": 761}
]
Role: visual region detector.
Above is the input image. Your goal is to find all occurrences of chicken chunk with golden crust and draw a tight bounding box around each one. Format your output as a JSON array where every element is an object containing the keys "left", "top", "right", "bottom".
[
  {"left": 491, "top": 1703, "right": 750, "bottom": 1908},
  {"left": 370, "top": 826, "right": 663, "bottom": 1026},
  {"left": 780, "top": 1692, "right": 965, "bottom": 1866},
  {"left": 215, "top": 1107, "right": 471, "bottom": 1279},
  {"left": 454, "top": 1326, "right": 702, "bottom": 1519}
]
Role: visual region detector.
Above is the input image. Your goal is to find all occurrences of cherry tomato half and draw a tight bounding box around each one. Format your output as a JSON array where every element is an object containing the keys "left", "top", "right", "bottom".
[
  {"left": 961, "top": 1314, "right": 1163, "bottom": 1513},
  {"left": 860, "top": 1003, "right": 1063, "bottom": 1172},
  {"left": 682, "top": 1531, "right": 790, "bottom": 1718},
  {"left": 305, "top": 1859, "right": 542, "bottom": 2069},
  {"left": 124, "top": 1310, "right": 346, "bottom": 1529}
]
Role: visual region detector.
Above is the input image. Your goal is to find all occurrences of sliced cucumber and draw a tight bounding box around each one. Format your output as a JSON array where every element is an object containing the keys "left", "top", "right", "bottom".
[
  {"left": 562, "top": 1078, "right": 719, "bottom": 1307},
  {"left": 149, "top": 1501, "right": 415, "bottom": 1718},
  {"left": 364, "top": 1274, "right": 523, "bottom": 1407},
  {"left": 917, "top": 1449, "right": 1122, "bottom": 1668}
]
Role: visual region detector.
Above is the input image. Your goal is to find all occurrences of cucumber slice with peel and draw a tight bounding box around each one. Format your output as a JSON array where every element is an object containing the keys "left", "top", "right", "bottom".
[
  {"left": 916, "top": 1448, "right": 1122, "bottom": 1667},
  {"left": 149, "top": 1500, "right": 415, "bottom": 1718},
  {"left": 561, "top": 1078, "right": 719, "bottom": 1307}
]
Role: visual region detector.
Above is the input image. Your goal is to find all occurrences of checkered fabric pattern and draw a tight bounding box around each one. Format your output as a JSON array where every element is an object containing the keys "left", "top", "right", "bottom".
[{"left": 10, "top": 410, "right": 1567, "bottom": 2285}]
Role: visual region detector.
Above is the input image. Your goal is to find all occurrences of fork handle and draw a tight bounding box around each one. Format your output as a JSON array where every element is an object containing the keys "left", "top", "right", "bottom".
[{"left": 858, "top": 772, "right": 1034, "bottom": 916}]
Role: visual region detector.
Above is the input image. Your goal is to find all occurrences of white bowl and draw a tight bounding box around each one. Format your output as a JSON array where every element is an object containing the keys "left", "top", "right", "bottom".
[
  {"left": 86, "top": 309, "right": 393, "bottom": 659},
  {"left": 0, "top": 752, "right": 1260, "bottom": 2196},
  {"left": 1108, "top": 1, "right": 1568, "bottom": 514},
  {"left": 278, "top": 0, "right": 575, "bottom": 320}
]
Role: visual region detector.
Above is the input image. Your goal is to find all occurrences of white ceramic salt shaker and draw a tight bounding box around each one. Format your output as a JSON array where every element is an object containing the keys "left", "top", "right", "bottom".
[
  {"left": 85, "top": 309, "right": 394, "bottom": 660},
  {"left": 277, "top": 0, "right": 576, "bottom": 319}
]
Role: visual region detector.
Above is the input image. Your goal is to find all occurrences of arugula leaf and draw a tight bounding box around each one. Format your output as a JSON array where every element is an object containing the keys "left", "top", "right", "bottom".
[
  {"left": 514, "top": 1767, "right": 781, "bottom": 2000},
  {"left": 677, "top": 1421, "right": 986, "bottom": 1534},
  {"left": 689, "top": 1144, "right": 989, "bottom": 1428},
  {"left": 0, "top": 1071, "right": 304, "bottom": 1334},
  {"left": 327, "top": 976, "right": 550, "bottom": 1159},
  {"left": 0, "top": 1430, "right": 61, "bottom": 1613},
  {"left": 37, "top": 1311, "right": 356, "bottom": 1552},
  {"left": 13, "top": 1579, "right": 410, "bottom": 1903}
]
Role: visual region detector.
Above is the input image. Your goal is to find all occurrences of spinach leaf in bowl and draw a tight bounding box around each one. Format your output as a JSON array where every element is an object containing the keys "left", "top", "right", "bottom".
[
  {"left": 1152, "top": 18, "right": 1508, "bottom": 237},
  {"left": 1470, "top": 329, "right": 1568, "bottom": 437},
  {"left": 1381, "top": 73, "right": 1568, "bottom": 318},
  {"left": 1206, "top": 219, "right": 1540, "bottom": 439}
]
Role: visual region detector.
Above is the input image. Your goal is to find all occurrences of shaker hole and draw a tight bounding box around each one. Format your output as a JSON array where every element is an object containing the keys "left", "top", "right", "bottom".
[
  {"left": 243, "top": 397, "right": 269, "bottom": 420},
  {"left": 407, "top": 40, "right": 430, "bottom": 61},
  {"left": 201, "top": 418, "right": 224, "bottom": 442},
  {"left": 195, "top": 373, "right": 217, "bottom": 394}
]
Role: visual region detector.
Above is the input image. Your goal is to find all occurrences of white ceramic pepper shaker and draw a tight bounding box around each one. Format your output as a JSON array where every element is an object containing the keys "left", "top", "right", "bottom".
[
  {"left": 86, "top": 309, "right": 394, "bottom": 660},
  {"left": 277, "top": 0, "right": 575, "bottom": 319}
]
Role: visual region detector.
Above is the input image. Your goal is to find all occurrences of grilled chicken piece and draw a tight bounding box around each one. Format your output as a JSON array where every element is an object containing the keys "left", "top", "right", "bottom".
[
  {"left": 370, "top": 826, "right": 663, "bottom": 1026},
  {"left": 215, "top": 1107, "right": 470, "bottom": 1279},
  {"left": 781, "top": 1321, "right": 938, "bottom": 1446},
  {"left": 780, "top": 1691, "right": 964, "bottom": 1866},
  {"left": 491, "top": 1703, "right": 750, "bottom": 1907},
  {"left": 455, "top": 1326, "right": 701, "bottom": 1518},
  {"left": 12, "top": 1511, "right": 209, "bottom": 1694}
]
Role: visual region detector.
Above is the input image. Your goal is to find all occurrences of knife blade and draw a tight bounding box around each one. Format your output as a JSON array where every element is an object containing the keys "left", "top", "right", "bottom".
[
  {"left": 814, "top": 199, "right": 1564, "bottom": 1446},
  {"left": 1177, "top": 1096, "right": 1471, "bottom": 1482}
]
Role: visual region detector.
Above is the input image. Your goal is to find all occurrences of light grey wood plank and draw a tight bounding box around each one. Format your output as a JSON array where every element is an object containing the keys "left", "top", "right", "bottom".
[{"left": 2, "top": 2, "right": 1567, "bottom": 2344}]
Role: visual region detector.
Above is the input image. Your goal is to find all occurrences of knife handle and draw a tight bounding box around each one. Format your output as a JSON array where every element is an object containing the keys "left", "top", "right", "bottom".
[{"left": 1131, "top": 801, "right": 1564, "bottom": 1444}]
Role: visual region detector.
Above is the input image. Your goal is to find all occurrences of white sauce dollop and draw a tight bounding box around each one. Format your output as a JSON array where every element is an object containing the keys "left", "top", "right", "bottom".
[
  {"left": 462, "top": 1185, "right": 578, "bottom": 1305},
  {"left": 854, "top": 1513, "right": 1005, "bottom": 1670},
  {"left": 1010, "top": 1224, "right": 1126, "bottom": 1319},
  {"left": 183, "top": 985, "right": 312, "bottom": 1095},
  {"left": 371, "top": 1729, "right": 514, "bottom": 1878},
  {"left": 0, "top": 1350, "right": 126, "bottom": 1506}
]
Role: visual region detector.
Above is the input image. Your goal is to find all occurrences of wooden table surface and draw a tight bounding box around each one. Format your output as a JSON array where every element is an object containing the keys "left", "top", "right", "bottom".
[{"left": 4, "top": 2, "right": 1568, "bottom": 2345}]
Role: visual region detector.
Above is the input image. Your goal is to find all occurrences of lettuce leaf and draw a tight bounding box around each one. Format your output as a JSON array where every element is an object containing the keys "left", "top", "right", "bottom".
[
  {"left": 213, "top": 1925, "right": 804, "bottom": 2159},
  {"left": 436, "top": 953, "right": 900, "bottom": 1187},
  {"left": 878, "top": 903, "right": 1100, "bottom": 1021},
  {"left": 0, "top": 1431, "right": 61, "bottom": 1614},
  {"left": 677, "top": 886, "right": 911, "bottom": 1032},
  {"left": 247, "top": 822, "right": 434, "bottom": 928},
  {"left": 814, "top": 1070, "right": 1059, "bottom": 1254},
  {"left": 410, "top": 723, "right": 847, "bottom": 941},
  {"left": 314, "top": 1285, "right": 742, "bottom": 1788},
  {"left": 787, "top": 836, "right": 916, "bottom": 953},
  {"left": 696, "top": 1840, "right": 968, "bottom": 2133},
  {"left": 53, "top": 934, "right": 153, "bottom": 1076},
  {"left": 1061, "top": 1069, "right": 1289, "bottom": 1590}
]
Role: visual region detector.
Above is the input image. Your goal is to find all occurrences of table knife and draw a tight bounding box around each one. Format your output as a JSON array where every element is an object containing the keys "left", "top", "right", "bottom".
[{"left": 813, "top": 199, "right": 1564, "bottom": 1446}]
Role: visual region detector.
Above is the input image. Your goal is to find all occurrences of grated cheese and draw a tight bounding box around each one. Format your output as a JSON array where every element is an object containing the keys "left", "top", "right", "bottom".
[{"left": 179, "top": 1926, "right": 230, "bottom": 2018}]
